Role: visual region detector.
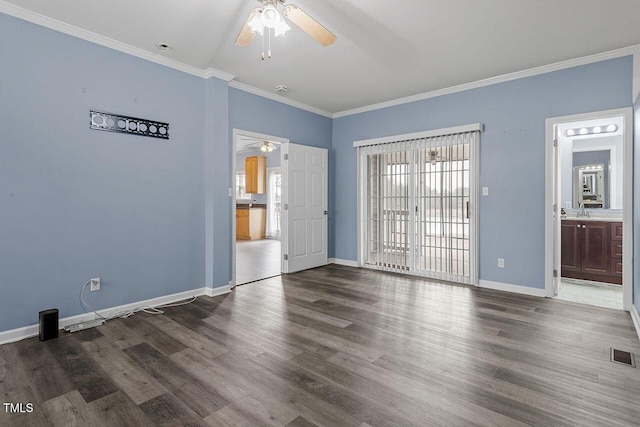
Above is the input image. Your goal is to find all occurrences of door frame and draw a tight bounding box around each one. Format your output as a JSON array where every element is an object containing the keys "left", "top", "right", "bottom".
[
  {"left": 544, "top": 107, "right": 632, "bottom": 310},
  {"left": 354, "top": 123, "right": 481, "bottom": 286},
  {"left": 231, "top": 129, "right": 289, "bottom": 288}
]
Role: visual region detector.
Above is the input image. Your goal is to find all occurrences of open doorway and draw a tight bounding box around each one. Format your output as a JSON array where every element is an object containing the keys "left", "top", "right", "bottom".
[
  {"left": 232, "top": 130, "right": 288, "bottom": 287},
  {"left": 545, "top": 108, "right": 633, "bottom": 310}
]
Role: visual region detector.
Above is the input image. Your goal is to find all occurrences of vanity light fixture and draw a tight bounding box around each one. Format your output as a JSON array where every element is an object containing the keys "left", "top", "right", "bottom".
[{"left": 565, "top": 124, "right": 618, "bottom": 137}]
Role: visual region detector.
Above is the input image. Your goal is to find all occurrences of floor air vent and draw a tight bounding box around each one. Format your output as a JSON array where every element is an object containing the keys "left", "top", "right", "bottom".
[{"left": 610, "top": 348, "right": 636, "bottom": 367}]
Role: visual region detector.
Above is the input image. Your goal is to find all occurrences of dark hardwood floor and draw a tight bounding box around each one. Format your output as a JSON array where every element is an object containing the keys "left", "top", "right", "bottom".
[{"left": 2, "top": 265, "right": 640, "bottom": 426}]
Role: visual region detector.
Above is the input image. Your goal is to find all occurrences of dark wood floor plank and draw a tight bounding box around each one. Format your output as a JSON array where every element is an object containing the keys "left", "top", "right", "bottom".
[
  {"left": 124, "top": 342, "right": 228, "bottom": 418},
  {"left": 211, "top": 349, "right": 364, "bottom": 427},
  {"left": 122, "top": 315, "right": 187, "bottom": 356},
  {"left": 285, "top": 415, "right": 319, "bottom": 427},
  {"left": 13, "top": 339, "right": 76, "bottom": 403},
  {"left": 82, "top": 336, "right": 168, "bottom": 405},
  {"left": 46, "top": 336, "right": 120, "bottom": 403},
  {"left": 250, "top": 351, "right": 422, "bottom": 427},
  {"left": 0, "top": 343, "right": 29, "bottom": 393},
  {"left": 88, "top": 390, "right": 156, "bottom": 426},
  {"left": 0, "top": 386, "right": 52, "bottom": 427},
  {"left": 1, "top": 265, "right": 640, "bottom": 426},
  {"left": 171, "top": 348, "right": 302, "bottom": 425},
  {"left": 41, "top": 390, "right": 99, "bottom": 426}
]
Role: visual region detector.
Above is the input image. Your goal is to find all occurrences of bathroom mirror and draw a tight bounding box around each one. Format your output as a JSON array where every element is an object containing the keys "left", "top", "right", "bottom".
[
  {"left": 573, "top": 164, "right": 605, "bottom": 208},
  {"left": 559, "top": 130, "right": 622, "bottom": 210}
]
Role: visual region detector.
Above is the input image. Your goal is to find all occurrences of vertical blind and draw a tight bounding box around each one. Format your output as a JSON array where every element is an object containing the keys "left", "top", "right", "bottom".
[{"left": 360, "top": 129, "right": 479, "bottom": 285}]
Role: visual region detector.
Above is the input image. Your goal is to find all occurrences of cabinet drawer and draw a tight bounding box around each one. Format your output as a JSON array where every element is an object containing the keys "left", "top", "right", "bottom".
[
  {"left": 610, "top": 258, "right": 623, "bottom": 276},
  {"left": 611, "top": 241, "right": 623, "bottom": 258},
  {"left": 610, "top": 223, "right": 623, "bottom": 241}
]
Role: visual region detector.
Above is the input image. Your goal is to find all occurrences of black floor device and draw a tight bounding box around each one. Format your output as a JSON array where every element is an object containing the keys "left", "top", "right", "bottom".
[{"left": 39, "top": 308, "right": 59, "bottom": 341}]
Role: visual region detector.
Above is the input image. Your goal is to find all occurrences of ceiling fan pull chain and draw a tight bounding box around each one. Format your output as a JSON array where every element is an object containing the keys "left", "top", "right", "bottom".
[
  {"left": 261, "top": 31, "right": 265, "bottom": 60},
  {"left": 268, "top": 28, "right": 272, "bottom": 59}
]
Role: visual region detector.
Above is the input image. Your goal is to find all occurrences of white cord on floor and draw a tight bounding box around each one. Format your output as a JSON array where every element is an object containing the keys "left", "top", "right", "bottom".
[{"left": 80, "top": 280, "right": 197, "bottom": 323}]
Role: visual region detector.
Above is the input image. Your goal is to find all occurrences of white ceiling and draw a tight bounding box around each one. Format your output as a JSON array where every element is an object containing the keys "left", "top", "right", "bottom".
[{"left": 4, "top": 0, "right": 640, "bottom": 114}]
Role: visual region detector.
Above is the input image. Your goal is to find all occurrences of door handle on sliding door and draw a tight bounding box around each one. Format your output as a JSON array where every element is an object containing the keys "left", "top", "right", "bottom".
[{"left": 466, "top": 201, "right": 470, "bottom": 219}]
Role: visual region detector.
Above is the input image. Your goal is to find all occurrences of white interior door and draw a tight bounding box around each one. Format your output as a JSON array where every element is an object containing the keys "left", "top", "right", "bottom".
[
  {"left": 552, "top": 127, "right": 561, "bottom": 296},
  {"left": 282, "top": 143, "right": 328, "bottom": 273}
]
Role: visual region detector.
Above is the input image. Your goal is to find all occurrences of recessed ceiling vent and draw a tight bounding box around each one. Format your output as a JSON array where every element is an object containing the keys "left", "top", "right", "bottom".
[{"left": 275, "top": 85, "right": 288, "bottom": 92}]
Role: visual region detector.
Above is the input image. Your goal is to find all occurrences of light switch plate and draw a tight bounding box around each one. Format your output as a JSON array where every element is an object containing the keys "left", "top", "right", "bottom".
[{"left": 482, "top": 187, "right": 489, "bottom": 196}]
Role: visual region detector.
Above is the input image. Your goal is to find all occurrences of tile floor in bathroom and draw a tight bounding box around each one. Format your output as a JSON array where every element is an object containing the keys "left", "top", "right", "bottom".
[{"left": 557, "top": 277, "right": 623, "bottom": 310}]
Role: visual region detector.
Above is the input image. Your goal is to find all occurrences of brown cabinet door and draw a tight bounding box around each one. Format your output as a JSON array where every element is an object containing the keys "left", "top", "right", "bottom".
[
  {"left": 561, "top": 221, "right": 582, "bottom": 274},
  {"left": 610, "top": 222, "right": 623, "bottom": 241},
  {"left": 244, "top": 156, "right": 266, "bottom": 194},
  {"left": 245, "top": 156, "right": 257, "bottom": 194},
  {"left": 582, "top": 221, "right": 610, "bottom": 275},
  {"left": 236, "top": 210, "right": 250, "bottom": 240}
]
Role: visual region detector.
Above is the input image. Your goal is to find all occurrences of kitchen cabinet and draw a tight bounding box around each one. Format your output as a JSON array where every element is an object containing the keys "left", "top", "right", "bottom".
[
  {"left": 561, "top": 220, "right": 622, "bottom": 285},
  {"left": 245, "top": 156, "right": 266, "bottom": 194},
  {"left": 236, "top": 207, "right": 266, "bottom": 240}
]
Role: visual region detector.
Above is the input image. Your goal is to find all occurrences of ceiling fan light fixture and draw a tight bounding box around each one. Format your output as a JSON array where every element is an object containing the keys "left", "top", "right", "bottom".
[
  {"left": 260, "top": 141, "right": 275, "bottom": 152},
  {"left": 248, "top": 11, "right": 264, "bottom": 35},
  {"left": 261, "top": 3, "right": 280, "bottom": 28},
  {"left": 273, "top": 13, "right": 291, "bottom": 37}
]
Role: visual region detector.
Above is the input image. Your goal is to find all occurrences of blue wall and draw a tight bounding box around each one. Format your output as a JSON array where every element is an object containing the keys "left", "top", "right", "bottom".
[
  {"left": 0, "top": 14, "right": 208, "bottom": 331},
  {"left": 229, "top": 89, "right": 333, "bottom": 150},
  {"left": 1, "top": 11, "right": 637, "bottom": 333},
  {"left": 332, "top": 57, "right": 633, "bottom": 289}
]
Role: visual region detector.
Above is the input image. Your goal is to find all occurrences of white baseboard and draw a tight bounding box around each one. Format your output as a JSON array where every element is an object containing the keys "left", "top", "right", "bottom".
[
  {"left": 478, "top": 280, "right": 547, "bottom": 297},
  {"left": 329, "top": 258, "right": 359, "bottom": 268},
  {"left": 0, "top": 285, "right": 231, "bottom": 346},
  {"left": 630, "top": 305, "right": 640, "bottom": 343},
  {"left": 206, "top": 284, "right": 231, "bottom": 297}
]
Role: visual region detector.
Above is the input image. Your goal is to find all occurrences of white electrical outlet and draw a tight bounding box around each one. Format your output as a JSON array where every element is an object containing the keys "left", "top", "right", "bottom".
[
  {"left": 566, "top": 202, "right": 572, "bottom": 209},
  {"left": 90, "top": 277, "right": 101, "bottom": 292},
  {"left": 482, "top": 187, "right": 489, "bottom": 196},
  {"left": 498, "top": 258, "right": 505, "bottom": 268}
]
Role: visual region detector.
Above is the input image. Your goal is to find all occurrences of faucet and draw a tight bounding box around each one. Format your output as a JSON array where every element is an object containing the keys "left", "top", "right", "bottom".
[{"left": 577, "top": 202, "right": 590, "bottom": 218}]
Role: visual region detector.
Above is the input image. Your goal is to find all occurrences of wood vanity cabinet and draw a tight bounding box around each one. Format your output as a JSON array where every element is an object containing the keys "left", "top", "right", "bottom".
[
  {"left": 245, "top": 156, "right": 266, "bottom": 194},
  {"left": 561, "top": 220, "right": 622, "bottom": 285},
  {"left": 236, "top": 207, "right": 266, "bottom": 240}
]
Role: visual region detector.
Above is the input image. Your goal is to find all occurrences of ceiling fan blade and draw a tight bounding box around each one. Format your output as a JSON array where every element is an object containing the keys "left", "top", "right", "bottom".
[
  {"left": 235, "top": 8, "right": 259, "bottom": 47},
  {"left": 283, "top": 5, "right": 336, "bottom": 46}
]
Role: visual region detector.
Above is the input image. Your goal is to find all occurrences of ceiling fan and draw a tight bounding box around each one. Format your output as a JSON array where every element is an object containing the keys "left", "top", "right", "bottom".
[
  {"left": 240, "top": 138, "right": 279, "bottom": 152},
  {"left": 235, "top": 0, "right": 336, "bottom": 59}
]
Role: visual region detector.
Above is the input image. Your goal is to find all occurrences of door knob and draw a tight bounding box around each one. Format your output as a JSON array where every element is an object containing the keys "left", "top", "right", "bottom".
[
  {"left": 323, "top": 210, "right": 328, "bottom": 215},
  {"left": 582, "top": 225, "right": 586, "bottom": 228}
]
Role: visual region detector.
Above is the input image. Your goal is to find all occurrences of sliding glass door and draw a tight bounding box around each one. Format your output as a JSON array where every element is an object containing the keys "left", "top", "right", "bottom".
[{"left": 360, "top": 129, "right": 479, "bottom": 285}]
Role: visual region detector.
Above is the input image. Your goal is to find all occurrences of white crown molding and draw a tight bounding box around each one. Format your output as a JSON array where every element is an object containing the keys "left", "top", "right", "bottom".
[
  {"left": 0, "top": 1, "right": 235, "bottom": 81},
  {"left": 229, "top": 80, "right": 333, "bottom": 118},
  {"left": 203, "top": 67, "right": 235, "bottom": 82},
  {"left": 334, "top": 44, "right": 640, "bottom": 118},
  {"left": 4, "top": 1, "right": 640, "bottom": 119}
]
